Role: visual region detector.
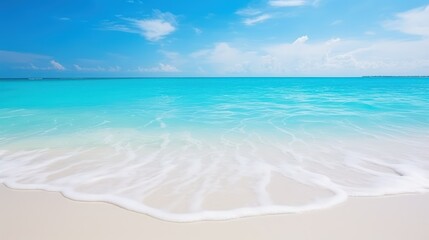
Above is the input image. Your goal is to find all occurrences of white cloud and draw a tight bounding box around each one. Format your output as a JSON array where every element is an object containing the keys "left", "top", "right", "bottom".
[
  {"left": 191, "top": 42, "right": 259, "bottom": 73},
  {"left": 134, "top": 19, "right": 175, "bottom": 41},
  {"left": 127, "top": 0, "right": 143, "bottom": 3},
  {"left": 237, "top": 0, "right": 317, "bottom": 26},
  {"left": 158, "top": 50, "right": 186, "bottom": 68},
  {"left": 74, "top": 64, "right": 120, "bottom": 72},
  {"left": 138, "top": 63, "right": 180, "bottom": 73},
  {"left": 326, "top": 38, "right": 341, "bottom": 45},
  {"left": 13, "top": 60, "right": 66, "bottom": 71},
  {"left": 244, "top": 14, "right": 271, "bottom": 25},
  {"left": 269, "top": 0, "right": 306, "bottom": 7},
  {"left": 102, "top": 11, "right": 177, "bottom": 41},
  {"left": 236, "top": 8, "right": 262, "bottom": 16},
  {"left": 191, "top": 37, "right": 429, "bottom": 76},
  {"left": 236, "top": 7, "right": 271, "bottom": 26},
  {"left": 50, "top": 60, "right": 65, "bottom": 70},
  {"left": 0, "top": 51, "right": 69, "bottom": 72},
  {"left": 384, "top": 4, "right": 429, "bottom": 37},
  {"left": 293, "top": 35, "right": 309, "bottom": 44}
]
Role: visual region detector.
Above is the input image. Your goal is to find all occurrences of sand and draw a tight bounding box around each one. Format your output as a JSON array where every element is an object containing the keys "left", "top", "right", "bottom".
[{"left": 1, "top": 184, "right": 428, "bottom": 240}]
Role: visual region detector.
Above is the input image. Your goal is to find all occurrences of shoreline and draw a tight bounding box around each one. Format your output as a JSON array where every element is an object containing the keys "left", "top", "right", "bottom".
[{"left": 1, "top": 184, "right": 429, "bottom": 240}]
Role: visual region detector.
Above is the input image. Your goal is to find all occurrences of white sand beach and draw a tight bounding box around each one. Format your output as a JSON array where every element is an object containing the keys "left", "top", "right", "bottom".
[
  {"left": 1, "top": 184, "right": 428, "bottom": 240},
  {"left": 2, "top": 0, "right": 429, "bottom": 238}
]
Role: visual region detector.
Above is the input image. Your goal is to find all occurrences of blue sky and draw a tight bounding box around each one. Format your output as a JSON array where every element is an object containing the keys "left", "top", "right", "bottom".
[{"left": 1, "top": 0, "right": 428, "bottom": 77}]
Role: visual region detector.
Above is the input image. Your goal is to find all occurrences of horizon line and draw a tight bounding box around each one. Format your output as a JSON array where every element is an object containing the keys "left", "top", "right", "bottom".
[{"left": 1, "top": 76, "right": 429, "bottom": 80}]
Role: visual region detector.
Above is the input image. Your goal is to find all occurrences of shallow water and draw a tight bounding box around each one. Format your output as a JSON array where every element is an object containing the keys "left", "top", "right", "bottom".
[{"left": 0, "top": 77, "right": 428, "bottom": 221}]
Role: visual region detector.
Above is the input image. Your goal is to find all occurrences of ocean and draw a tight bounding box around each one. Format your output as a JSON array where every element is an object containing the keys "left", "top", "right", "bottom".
[{"left": 0, "top": 77, "right": 428, "bottom": 221}]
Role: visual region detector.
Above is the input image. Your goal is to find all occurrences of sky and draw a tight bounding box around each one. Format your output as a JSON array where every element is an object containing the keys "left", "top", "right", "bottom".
[{"left": 0, "top": 0, "right": 429, "bottom": 77}]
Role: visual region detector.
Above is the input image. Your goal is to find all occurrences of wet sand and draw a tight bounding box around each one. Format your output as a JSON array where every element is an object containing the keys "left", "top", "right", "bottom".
[{"left": 1, "top": 184, "right": 428, "bottom": 240}]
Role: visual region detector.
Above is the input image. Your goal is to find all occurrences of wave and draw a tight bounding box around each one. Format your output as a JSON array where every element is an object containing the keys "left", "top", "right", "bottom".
[{"left": 1, "top": 128, "right": 428, "bottom": 222}]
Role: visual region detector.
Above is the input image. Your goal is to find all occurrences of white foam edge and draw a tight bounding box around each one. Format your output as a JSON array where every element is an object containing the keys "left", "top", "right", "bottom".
[{"left": 1, "top": 179, "right": 349, "bottom": 222}]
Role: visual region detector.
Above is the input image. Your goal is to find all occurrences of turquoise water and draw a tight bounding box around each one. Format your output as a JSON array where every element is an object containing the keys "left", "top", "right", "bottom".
[{"left": 0, "top": 77, "right": 429, "bottom": 221}]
